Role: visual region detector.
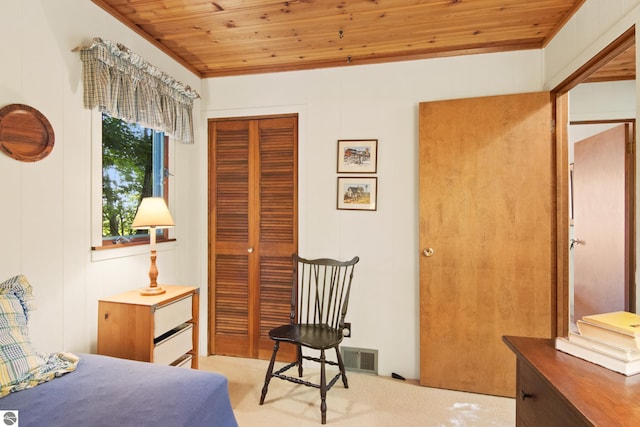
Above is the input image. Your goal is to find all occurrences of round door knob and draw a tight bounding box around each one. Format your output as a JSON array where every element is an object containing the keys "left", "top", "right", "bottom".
[
  {"left": 247, "top": 247, "right": 254, "bottom": 253},
  {"left": 423, "top": 248, "right": 434, "bottom": 257}
]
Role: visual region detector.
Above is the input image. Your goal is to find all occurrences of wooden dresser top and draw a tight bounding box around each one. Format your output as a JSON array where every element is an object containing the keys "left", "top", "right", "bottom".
[
  {"left": 99, "top": 285, "right": 198, "bottom": 307},
  {"left": 504, "top": 336, "right": 640, "bottom": 426}
]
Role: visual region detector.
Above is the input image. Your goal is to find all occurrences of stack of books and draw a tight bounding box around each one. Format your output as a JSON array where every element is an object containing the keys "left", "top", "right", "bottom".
[{"left": 555, "top": 311, "right": 640, "bottom": 376}]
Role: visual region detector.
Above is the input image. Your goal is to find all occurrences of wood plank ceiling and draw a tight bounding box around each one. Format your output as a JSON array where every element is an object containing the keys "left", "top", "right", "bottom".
[
  {"left": 585, "top": 44, "right": 635, "bottom": 83},
  {"left": 92, "top": 0, "right": 632, "bottom": 81}
]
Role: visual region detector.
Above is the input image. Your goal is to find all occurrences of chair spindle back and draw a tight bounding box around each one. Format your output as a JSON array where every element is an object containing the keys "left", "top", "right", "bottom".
[{"left": 291, "top": 254, "right": 359, "bottom": 329}]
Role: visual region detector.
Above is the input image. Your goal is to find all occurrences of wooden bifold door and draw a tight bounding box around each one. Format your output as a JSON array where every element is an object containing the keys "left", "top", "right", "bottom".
[{"left": 208, "top": 115, "right": 298, "bottom": 360}]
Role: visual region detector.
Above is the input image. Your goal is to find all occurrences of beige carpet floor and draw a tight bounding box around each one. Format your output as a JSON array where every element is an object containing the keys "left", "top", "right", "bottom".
[{"left": 198, "top": 355, "right": 516, "bottom": 426}]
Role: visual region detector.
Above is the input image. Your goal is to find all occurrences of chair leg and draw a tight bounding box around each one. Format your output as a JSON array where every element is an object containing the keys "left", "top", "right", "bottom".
[
  {"left": 320, "top": 349, "right": 327, "bottom": 424},
  {"left": 260, "top": 341, "right": 280, "bottom": 405},
  {"left": 297, "top": 345, "right": 303, "bottom": 377},
  {"left": 335, "top": 346, "right": 349, "bottom": 388}
]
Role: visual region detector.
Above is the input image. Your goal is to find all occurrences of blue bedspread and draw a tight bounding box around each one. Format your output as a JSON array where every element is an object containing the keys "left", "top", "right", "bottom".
[{"left": 0, "top": 353, "right": 238, "bottom": 427}]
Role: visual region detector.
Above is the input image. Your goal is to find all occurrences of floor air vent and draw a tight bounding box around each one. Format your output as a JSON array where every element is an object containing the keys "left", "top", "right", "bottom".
[{"left": 341, "top": 346, "right": 378, "bottom": 374}]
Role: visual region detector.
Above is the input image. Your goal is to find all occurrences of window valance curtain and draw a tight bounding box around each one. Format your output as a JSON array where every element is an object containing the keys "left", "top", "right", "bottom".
[{"left": 76, "top": 37, "right": 200, "bottom": 144}]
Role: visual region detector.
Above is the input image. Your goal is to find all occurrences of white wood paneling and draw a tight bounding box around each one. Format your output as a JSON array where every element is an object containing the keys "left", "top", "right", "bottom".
[
  {"left": 0, "top": 0, "right": 201, "bottom": 355},
  {"left": 0, "top": 2, "right": 23, "bottom": 279}
]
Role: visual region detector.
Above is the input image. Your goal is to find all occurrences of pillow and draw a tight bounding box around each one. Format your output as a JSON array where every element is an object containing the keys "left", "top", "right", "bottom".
[
  {"left": 0, "top": 275, "right": 36, "bottom": 320},
  {"left": 0, "top": 276, "right": 46, "bottom": 394},
  {"left": 0, "top": 275, "right": 77, "bottom": 397}
]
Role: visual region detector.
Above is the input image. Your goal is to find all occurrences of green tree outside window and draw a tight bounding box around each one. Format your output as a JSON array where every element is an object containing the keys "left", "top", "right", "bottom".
[{"left": 102, "top": 114, "right": 167, "bottom": 243}]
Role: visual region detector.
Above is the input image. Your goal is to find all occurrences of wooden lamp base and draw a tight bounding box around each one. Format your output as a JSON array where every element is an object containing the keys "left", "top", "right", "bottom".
[
  {"left": 140, "top": 249, "right": 166, "bottom": 296},
  {"left": 140, "top": 285, "right": 166, "bottom": 296}
]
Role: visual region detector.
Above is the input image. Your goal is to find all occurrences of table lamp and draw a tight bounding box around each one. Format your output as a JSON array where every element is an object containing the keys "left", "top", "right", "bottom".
[{"left": 131, "top": 197, "right": 175, "bottom": 295}]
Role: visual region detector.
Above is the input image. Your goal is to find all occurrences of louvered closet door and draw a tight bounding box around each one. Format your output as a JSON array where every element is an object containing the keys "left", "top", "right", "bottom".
[{"left": 209, "top": 116, "right": 298, "bottom": 360}]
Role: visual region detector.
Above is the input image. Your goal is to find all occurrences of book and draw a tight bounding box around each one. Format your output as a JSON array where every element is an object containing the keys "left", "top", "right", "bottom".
[
  {"left": 581, "top": 311, "right": 640, "bottom": 336},
  {"left": 555, "top": 337, "right": 640, "bottom": 376},
  {"left": 576, "top": 320, "right": 640, "bottom": 351},
  {"left": 567, "top": 332, "right": 640, "bottom": 362}
]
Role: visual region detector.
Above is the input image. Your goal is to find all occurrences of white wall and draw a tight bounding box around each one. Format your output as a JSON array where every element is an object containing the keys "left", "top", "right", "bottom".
[
  {"left": 0, "top": 0, "right": 202, "bottom": 354},
  {"left": 570, "top": 81, "right": 636, "bottom": 123},
  {"left": 200, "top": 52, "right": 544, "bottom": 378},
  {"left": 1, "top": 0, "right": 638, "bottom": 381}
]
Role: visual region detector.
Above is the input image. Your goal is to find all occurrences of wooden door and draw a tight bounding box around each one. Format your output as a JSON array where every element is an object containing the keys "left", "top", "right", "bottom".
[
  {"left": 572, "top": 124, "right": 634, "bottom": 322},
  {"left": 208, "top": 115, "right": 298, "bottom": 360},
  {"left": 419, "top": 92, "right": 556, "bottom": 397}
]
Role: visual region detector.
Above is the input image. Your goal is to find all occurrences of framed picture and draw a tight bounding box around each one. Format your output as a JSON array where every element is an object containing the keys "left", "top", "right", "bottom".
[
  {"left": 337, "top": 139, "right": 378, "bottom": 173},
  {"left": 337, "top": 177, "right": 377, "bottom": 211}
]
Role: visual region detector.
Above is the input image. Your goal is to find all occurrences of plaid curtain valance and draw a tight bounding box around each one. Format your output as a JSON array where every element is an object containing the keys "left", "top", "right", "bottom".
[{"left": 76, "top": 37, "right": 200, "bottom": 144}]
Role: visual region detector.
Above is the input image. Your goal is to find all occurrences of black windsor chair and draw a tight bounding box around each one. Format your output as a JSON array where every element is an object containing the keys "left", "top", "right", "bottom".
[{"left": 259, "top": 253, "right": 359, "bottom": 424}]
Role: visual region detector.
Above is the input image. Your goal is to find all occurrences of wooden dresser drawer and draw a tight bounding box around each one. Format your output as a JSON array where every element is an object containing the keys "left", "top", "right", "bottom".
[
  {"left": 517, "top": 359, "right": 587, "bottom": 426},
  {"left": 173, "top": 354, "right": 194, "bottom": 369},
  {"left": 154, "top": 294, "right": 193, "bottom": 338},
  {"left": 153, "top": 323, "right": 194, "bottom": 365}
]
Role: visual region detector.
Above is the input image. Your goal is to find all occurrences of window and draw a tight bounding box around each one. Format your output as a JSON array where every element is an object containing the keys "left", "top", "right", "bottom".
[{"left": 100, "top": 113, "right": 170, "bottom": 247}]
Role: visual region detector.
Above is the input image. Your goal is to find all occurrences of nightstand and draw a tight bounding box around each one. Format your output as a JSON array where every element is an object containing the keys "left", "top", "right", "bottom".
[{"left": 97, "top": 285, "right": 199, "bottom": 368}]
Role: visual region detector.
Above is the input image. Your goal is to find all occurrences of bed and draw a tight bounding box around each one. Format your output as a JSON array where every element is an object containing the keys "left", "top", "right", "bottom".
[
  {"left": 0, "top": 275, "right": 238, "bottom": 427},
  {"left": 0, "top": 353, "right": 237, "bottom": 427}
]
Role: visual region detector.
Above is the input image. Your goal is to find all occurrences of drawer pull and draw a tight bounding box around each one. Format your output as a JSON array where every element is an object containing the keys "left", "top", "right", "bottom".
[{"left": 521, "top": 390, "right": 533, "bottom": 400}]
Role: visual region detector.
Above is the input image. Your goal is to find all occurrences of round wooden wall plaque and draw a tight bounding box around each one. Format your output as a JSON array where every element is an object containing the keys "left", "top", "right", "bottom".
[{"left": 0, "top": 103, "right": 55, "bottom": 162}]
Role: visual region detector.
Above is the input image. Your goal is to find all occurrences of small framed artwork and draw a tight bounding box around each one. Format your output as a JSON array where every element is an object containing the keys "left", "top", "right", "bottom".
[
  {"left": 337, "top": 177, "right": 377, "bottom": 211},
  {"left": 337, "top": 139, "right": 378, "bottom": 173}
]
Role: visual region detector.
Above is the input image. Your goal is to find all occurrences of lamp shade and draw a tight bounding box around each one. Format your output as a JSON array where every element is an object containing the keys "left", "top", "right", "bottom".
[{"left": 131, "top": 197, "right": 175, "bottom": 229}]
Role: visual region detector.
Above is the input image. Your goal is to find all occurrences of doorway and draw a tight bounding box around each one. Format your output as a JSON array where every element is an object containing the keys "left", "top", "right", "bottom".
[
  {"left": 553, "top": 26, "right": 636, "bottom": 335},
  {"left": 570, "top": 122, "right": 635, "bottom": 324}
]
